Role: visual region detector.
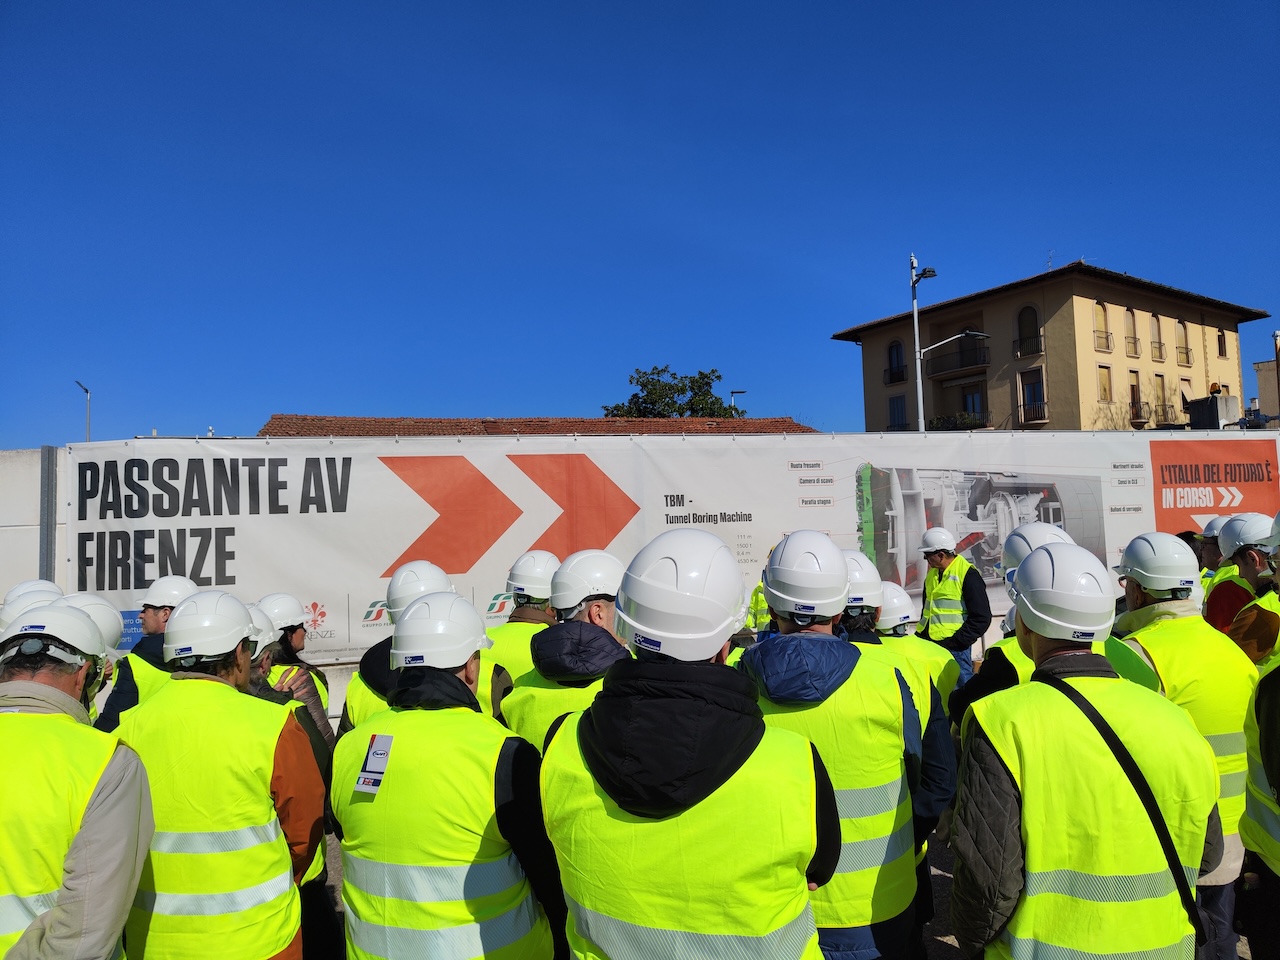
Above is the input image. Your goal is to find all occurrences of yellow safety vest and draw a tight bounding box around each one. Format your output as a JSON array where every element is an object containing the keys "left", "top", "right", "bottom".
[
  {"left": 542, "top": 713, "right": 822, "bottom": 959},
  {"left": 971, "top": 677, "right": 1217, "bottom": 959},
  {"left": 876, "top": 632, "right": 960, "bottom": 716},
  {"left": 333, "top": 705, "right": 553, "bottom": 960},
  {"left": 759, "top": 653, "right": 916, "bottom": 929},
  {"left": 747, "top": 582, "right": 770, "bottom": 631},
  {"left": 342, "top": 670, "right": 388, "bottom": 731},
  {"left": 1205, "top": 563, "right": 1246, "bottom": 600},
  {"left": 125, "top": 652, "right": 172, "bottom": 706},
  {"left": 920, "top": 554, "right": 974, "bottom": 643},
  {"left": 0, "top": 712, "right": 119, "bottom": 955},
  {"left": 118, "top": 678, "right": 301, "bottom": 960},
  {"left": 502, "top": 672, "right": 603, "bottom": 754},
  {"left": 1232, "top": 591, "right": 1280, "bottom": 666},
  {"left": 1123, "top": 615, "right": 1256, "bottom": 838},
  {"left": 989, "top": 635, "right": 1036, "bottom": 685},
  {"left": 268, "top": 663, "right": 330, "bottom": 711},
  {"left": 1240, "top": 654, "right": 1280, "bottom": 875},
  {"left": 726, "top": 645, "right": 746, "bottom": 667},
  {"left": 484, "top": 620, "right": 549, "bottom": 684}
]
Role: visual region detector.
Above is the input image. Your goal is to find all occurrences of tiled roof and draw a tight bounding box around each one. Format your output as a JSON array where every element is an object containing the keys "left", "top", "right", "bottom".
[{"left": 258, "top": 414, "right": 819, "bottom": 437}]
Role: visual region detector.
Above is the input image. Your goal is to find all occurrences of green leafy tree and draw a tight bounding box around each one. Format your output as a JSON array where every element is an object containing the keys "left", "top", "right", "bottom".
[{"left": 602, "top": 366, "right": 745, "bottom": 418}]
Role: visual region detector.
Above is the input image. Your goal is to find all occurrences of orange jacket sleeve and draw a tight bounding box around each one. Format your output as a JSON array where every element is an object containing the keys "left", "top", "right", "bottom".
[{"left": 271, "top": 711, "right": 326, "bottom": 884}]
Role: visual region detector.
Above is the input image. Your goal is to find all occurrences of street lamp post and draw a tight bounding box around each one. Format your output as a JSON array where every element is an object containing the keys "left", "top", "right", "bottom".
[
  {"left": 74, "top": 380, "right": 91, "bottom": 442},
  {"left": 1273, "top": 332, "right": 1280, "bottom": 429},
  {"left": 910, "top": 255, "right": 937, "bottom": 432},
  {"left": 730, "top": 390, "right": 747, "bottom": 409}
]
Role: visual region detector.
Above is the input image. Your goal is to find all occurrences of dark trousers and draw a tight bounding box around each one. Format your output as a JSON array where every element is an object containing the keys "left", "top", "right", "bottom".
[
  {"left": 952, "top": 647, "right": 974, "bottom": 687},
  {"left": 1235, "top": 853, "right": 1279, "bottom": 960},
  {"left": 300, "top": 874, "right": 344, "bottom": 960},
  {"left": 1196, "top": 882, "right": 1238, "bottom": 960}
]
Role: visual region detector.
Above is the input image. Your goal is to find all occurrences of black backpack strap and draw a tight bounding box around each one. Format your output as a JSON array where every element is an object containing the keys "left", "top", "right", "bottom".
[{"left": 1035, "top": 673, "right": 1205, "bottom": 945}]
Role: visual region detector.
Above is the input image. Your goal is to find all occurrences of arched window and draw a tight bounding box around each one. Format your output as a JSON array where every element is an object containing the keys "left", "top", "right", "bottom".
[
  {"left": 1093, "top": 302, "right": 1111, "bottom": 351},
  {"left": 1218, "top": 328, "right": 1228, "bottom": 358},
  {"left": 1015, "top": 306, "right": 1041, "bottom": 357},
  {"left": 1151, "top": 314, "right": 1165, "bottom": 361},
  {"left": 1176, "top": 320, "right": 1191, "bottom": 365},
  {"left": 1124, "top": 308, "right": 1139, "bottom": 357}
]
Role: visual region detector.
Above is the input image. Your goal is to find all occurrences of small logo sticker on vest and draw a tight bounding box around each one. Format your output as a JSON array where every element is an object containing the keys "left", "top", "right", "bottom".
[{"left": 355, "top": 734, "right": 394, "bottom": 795}]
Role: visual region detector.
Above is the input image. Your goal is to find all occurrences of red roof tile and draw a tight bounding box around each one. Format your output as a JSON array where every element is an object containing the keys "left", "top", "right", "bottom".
[{"left": 259, "top": 414, "right": 818, "bottom": 437}]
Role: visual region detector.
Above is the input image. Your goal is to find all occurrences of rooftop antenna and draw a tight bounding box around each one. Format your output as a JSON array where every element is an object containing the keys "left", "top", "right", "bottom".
[{"left": 1046, "top": 250, "right": 1054, "bottom": 269}]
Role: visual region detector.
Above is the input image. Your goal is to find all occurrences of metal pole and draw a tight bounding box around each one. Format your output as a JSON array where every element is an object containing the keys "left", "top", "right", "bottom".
[
  {"left": 1273, "top": 332, "right": 1280, "bottom": 429},
  {"left": 912, "top": 256, "right": 925, "bottom": 432},
  {"left": 75, "top": 381, "right": 90, "bottom": 442}
]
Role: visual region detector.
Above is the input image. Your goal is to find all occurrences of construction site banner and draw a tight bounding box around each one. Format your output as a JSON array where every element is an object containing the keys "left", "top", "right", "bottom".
[{"left": 65, "top": 432, "right": 1280, "bottom": 663}]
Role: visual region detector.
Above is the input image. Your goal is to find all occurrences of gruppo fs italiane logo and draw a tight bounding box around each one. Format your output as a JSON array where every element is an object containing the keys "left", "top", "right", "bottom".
[{"left": 304, "top": 602, "right": 327, "bottom": 632}]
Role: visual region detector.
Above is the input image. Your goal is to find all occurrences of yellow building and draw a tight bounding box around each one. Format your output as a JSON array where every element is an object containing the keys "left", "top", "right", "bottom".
[{"left": 834, "top": 262, "right": 1269, "bottom": 432}]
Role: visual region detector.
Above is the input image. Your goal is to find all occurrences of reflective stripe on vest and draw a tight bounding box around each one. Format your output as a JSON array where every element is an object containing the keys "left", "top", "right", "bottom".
[
  {"left": 542, "top": 712, "right": 821, "bottom": 959},
  {"left": 972, "top": 677, "right": 1217, "bottom": 958},
  {"left": 117, "top": 678, "right": 300, "bottom": 960},
  {"left": 1124, "top": 615, "right": 1256, "bottom": 836},
  {"left": 502, "top": 672, "right": 602, "bottom": 754},
  {"left": 1240, "top": 655, "right": 1280, "bottom": 875},
  {"left": 0, "top": 712, "right": 118, "bottom": 955},
  {"left": 921, "top": 554, "right": 973, "bottom": 642},
  {"left": 333, "top": 705, "right": 551, "bottom": 960}
]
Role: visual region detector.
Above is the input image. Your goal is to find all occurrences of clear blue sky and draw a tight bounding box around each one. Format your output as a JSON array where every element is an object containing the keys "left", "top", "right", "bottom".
[{"left": 2, "top": 0, "right": 1276, "bottom": 447}]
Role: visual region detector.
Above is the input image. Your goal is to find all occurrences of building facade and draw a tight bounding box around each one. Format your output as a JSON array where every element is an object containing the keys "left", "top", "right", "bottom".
[{"left": 834, "top": 263, "right": 1269, "bottom": 432}]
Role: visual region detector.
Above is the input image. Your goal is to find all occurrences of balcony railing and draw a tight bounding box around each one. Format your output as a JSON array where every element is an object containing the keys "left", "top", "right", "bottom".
[
  {"left": 1129, "top": 401, "right": 1152, "bottom": 423},
  {"left": 927, "top": 410, "right": 992, "bottom": 431},
  {"left": 1153, "top": 403, "right": 1178, "bottom": 425},
  {"left": 1019, "top": 401, "right": 1049, "bottom": 424},
  {"left": 1124, "top": 336, "right": 1142, "bottom": 358},
  {"left": 1177, "top": 346, "right": 1194, "bottom": 366},
  {"left": 1094, "top": 330, "right": 1114, "bottom": 352},
  {"left": 925, "top": 345, "right": 990, "bottom": 377},
  {"left": 885, "top": 422, "right": 913, "bottom": 432},
  {"left": 883, "top": 365, "right": 907, "bottom": 385},
  {"left": 1012, "top": 335, "right": 1045, "bottom": 358},
  {"left": 1151, "top": 340, "right": 1166, "bottom": 361}
]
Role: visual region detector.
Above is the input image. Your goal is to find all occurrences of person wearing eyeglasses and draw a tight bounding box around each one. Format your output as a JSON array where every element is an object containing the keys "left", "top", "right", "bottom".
[{"left": 916, "top": 528, "right": 991, "bottom": 687}]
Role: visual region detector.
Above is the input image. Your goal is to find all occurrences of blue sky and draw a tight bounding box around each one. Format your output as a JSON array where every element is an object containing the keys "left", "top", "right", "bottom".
[{"left": 2, "top": 0, "right": 1276, "bottom": 447}]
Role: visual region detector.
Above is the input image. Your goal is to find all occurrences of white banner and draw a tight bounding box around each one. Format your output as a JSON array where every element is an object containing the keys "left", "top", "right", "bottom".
[{"left": 65, "top": 432, "right": 1280, "bottom": 662}]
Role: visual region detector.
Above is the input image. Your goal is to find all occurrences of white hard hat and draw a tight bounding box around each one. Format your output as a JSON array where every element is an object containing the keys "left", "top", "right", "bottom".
[
  {"left": 391, "top": 593, "right": 491, "bottom": 669},
  {"left": 1113, "top": 532, "right": 1199, "bottom": 598},
  {"left": 52, "top": 593, "right": 125, "bottom": 651},
  {"left": 550, "top": 550, "right": 625, "bottom": 615},
  {"left": 0, "top": 590, "right": 65, "bottom": 632},
  {"left": 842, "top": 550, "right": 884, "bottom": 610},
  {"left": 0, "top": 604, "right": 106, "bottom": 666},
  {"left": 1259, "top": 510, "right": 1280, "bottom": 552},
  {"left": 246, "top": 605, "right": 277, "bottom": 661},
  {"left": 919, "top": 528, "right": 957, "bottom": 554},
  {"left": 762, "top": 531, "right": 850, "bottom": 620},
  {"left": 386, "top": 561, "right": 454, "bottom": 624},
  {"left": 506, "top": 551, "right": 560, "bottom": 600},
  {"left": 139, "top": 575, "right": 199, "bottom": 610},
  {"left": 3, "top": 579, "right": 63, "bottom": 606},
  {"left": 1197, "top": 516, "right": 1231, "bottom": 541},
  {"left": 615, "top": 528, "right": 746, "bottom": 662},
  {"left": 165, "top": 591, "right": 254, "bottom": 664},
  {"left": 876, "top": 582, "right": 915, "bottom": 634},
  {"left": 256, "top": 593, "right": 306, "bottom": 633},
  {"left": 1001, "top": 522, "right": 1076, "bottom": 599},
  {"left": 1013, "top": 543, "right": 1115, "bottom": 643},
  {"left": 1219, "top": 513, "right": 1274, "bottom": 561}
]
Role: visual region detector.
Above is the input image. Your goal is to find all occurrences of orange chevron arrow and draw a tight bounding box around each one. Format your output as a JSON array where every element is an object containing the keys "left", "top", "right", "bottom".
[
  {"left": 509, "top": 453, "right": 640, "bottom": 558},
  {"left": 379, "top": 456, "right": 522, "bottom": 576}
]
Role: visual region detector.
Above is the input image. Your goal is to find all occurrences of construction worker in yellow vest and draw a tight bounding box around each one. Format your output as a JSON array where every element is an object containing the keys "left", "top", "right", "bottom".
[
  {"left": 333, "top": 591, "right": 567, "bottom": 959},
  {"left": 739, "top": 532, "right": 947, "bottom": 959},
  {"left": 0, "top": 602, "right": 153, "bottom": 958},
  {"left": 117, "top": 591, "right": 325, "bottom": 960},
  {"left": 1195, "top": 517, "right": 1230, "bottom": 592},
  {"left": 96, "top": 574, "right": 197, "bottom": 731},
  {"left": 876, "top": 581, "right": 961, "bottom": 720},
  {"left": 542, "top": 528, "right": 839, "bottom": 958},
  {"left": 338, "top": 560, "right": 455, "bottom": 737},
  {"left": 486, "top": 549, "right": 560, "bottom": 684},
  {"left": 1206, "top": 513, "right": 1273, "bottom": 632},
  {"left": 258, "top": 592, "right": 331, "bottom": 712},
  {"left": 952, "top": 542, "right": 1223, "bottom": 959},
  {"left": 916, "top": 527, "right": 991, "bottom": 687},
  {"left": 1236, "top": 614, "right": 1280, "bottom": 951},
  {"left": 502, "top": 560, "right": 630, "bottom": 752},
  {"left": 1111, "top": 532, "right": 1257, "bottom": 959}
]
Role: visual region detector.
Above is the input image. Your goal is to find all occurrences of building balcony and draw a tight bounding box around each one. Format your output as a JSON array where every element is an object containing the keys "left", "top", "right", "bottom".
[
  {"left": 1177, "top": 346, "right": 1194, "bottom": 366},
  {"left": 1094, "top": 331, "right": 1114, "bottom": 352},
  {"left": 883, "top": 365, "right": 908, "bottom": 385},
  {"left": 925, "top": 345, "right": 990, "bottom": 377},
  {"left": 927, "top": 410, "right": 991, "bottom": 431},
  {"left": 1018, "top": 401, "right": 1049, "bottom": 425},
  {"left": 1129, "top": 401, "right": 1152, "bottom": 424},
  {"left": 1124, "top": 336, "right": 1142, "bottom": 358},
  {"left": 1012, "top": 335, "right": 1044, "bottom": 359},
  {"left": 885, "top": 422, "right": 913, "bottom": 432},
  {"left": 1153, "top": 403, "right": 1178, "bottom": 425},
  {"left": 1151, "top": 340, "right": 1167, "bottom": 362}
]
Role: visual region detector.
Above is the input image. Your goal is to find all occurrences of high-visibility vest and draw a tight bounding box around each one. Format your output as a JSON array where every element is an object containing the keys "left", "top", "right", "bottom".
[
  {"left": 1240, "top": 654, "right": 1280, "bottom": 875},
  {"left": 124, "top": 651, "right": 172, "bottom": 706},
  {"left": 920, "top": 554, "right": 974, "bottom": 643},
  {"left": 971, "top": 677, "right": 1217, "bottom": 958},
  {"left": 758, "top": 653, "right": 916, "bottom": 929},
  {"left": 542, "top": 713, "right": 822, "bottom": 959},
  {"left": 989, "top": 635, "right": 1036, "bottom": 686},
  {"left": 0, "top": 712, "right": 119, "bottom": 956},
  {"left": 333, "top": 705, "right": 553, "bottom": 960},
  {"left": 1123, "top": 615, "right": 1256, "bottom": 838},
  {"left": 484, "top": 620, "right": 549, "bottom": 684},
  {"left": 342, "top": 670, "right": 388, "bottom": 731},
  {"left": 1205, "top": 563, "right": 1247, "bottom": 599},
  {"left": 1200, "top": 567, "right": 1214, "bottom": 594},
  {"left": 1232, "top": 591, "right": 1280, "bottom": 665},
  {"left": 268, "top": 663, "right": 329, "bottom": 711},
  {"left": 502, "top": 672, "right": 603, "bottom": 754},
  {"left": 117, "top": 678, "right": 301, "bottom": 960},
  {"left": 746, "top": 582, "right": 770, "bottom": 631},
  {"left": 876, "top": 632, "right": 961, "bottom": 715}
]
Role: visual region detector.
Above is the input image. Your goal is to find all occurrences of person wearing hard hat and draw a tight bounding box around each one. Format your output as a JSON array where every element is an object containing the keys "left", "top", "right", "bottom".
[
  {"left": 1111, "top": 532, "right": 1257, "bottom": 958},
  {"left": 0, "top": 604, "right": 153, "bottom": 957},
  {"left": 117, "top": 591, "right": 325, "bottom": 960},
  {"left": 1226, "top": 512, "right": 1280, "bottom": 667},
  {"left": 258, "top": 592, "right": 331, "bottom": 712},
  {"left": 486, "top": 550, "right": 560, "bottom": 682},
  {"left": 916, "top": 527, "right": 991, "bottom": 687},
  {"left": 951, "top": 542, "right": 1223, "bottom": 958},
  {"left": 738, "top": 532, "right": 943, "bottom": 959},
  {"left": 502, "top": 555, "right": 630, "bottom": 753},
  {"left": 96, "top": 574, "right": 198, "bottom": 731},
  {"left": 1206, "top": 513, "right": 1274, "bottom": 632},
  {"left": 541, "top": 528, "right": 839, "bottom": 957},
  {"left": 876, "top": 581, "right": 961, "bottom": 719},
  {"left": 332, "top": 592, "right": 567, "bottom": 960},
  {"left": 1196, "top": 516, "right": 1230, "bottom": 588},
  {"left": 337, "top": 560, "right": 455, "bottom": 738}
]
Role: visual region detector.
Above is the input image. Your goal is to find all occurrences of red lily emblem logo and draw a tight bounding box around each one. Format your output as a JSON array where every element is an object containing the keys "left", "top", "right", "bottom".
[{"left": 304, "top": 602, "right": 326, "bottom": 632}]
